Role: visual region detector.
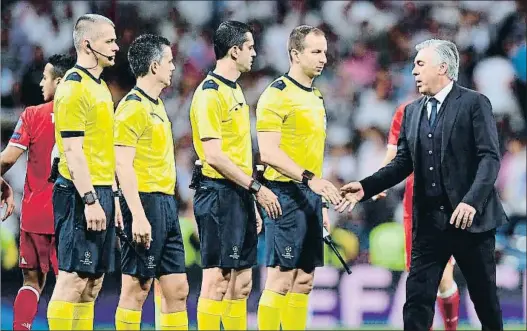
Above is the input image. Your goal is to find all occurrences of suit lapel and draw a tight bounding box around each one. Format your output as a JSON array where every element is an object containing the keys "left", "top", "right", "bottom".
[
  {"left": 441, "top": 83, "right": 462, "bottom": 162},
  {"left": 411, "top": 97, "right": 427, "bottom": 157}
]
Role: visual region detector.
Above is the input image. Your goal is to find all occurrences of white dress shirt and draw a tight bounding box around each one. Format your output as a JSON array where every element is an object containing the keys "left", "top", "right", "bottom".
[{"left": 427, "top": 81, "right": 454, "bottom": 119}]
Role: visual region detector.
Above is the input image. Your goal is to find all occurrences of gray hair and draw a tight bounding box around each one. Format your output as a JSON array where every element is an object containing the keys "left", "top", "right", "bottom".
[
  {"left": 73, "top": 14, "right": 114, "bottom": 51},
  {"left": 415, "top": 39, "right": 459, "bottom": 81}
]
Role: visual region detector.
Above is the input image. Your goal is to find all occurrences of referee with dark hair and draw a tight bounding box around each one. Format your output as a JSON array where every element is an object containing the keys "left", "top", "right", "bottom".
[
  {"left": 114, "top": 34, "right": 189, "bottom": 330},
  {"left": 190, "top": 21, "right": 280, "bottom": 330}
]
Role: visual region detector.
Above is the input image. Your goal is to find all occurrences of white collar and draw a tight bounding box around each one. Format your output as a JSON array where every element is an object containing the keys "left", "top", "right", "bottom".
[{"left": 431, "top": 81, "right": 454, "bottom": 104}]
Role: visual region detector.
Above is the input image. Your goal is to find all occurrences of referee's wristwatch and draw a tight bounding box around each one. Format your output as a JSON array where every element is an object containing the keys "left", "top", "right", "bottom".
[
  {"left": 249, "top": 179, "right": 262, "bottom": 194},
  {"left": 82, "top": 191, "right": 98, "bottom": 205},
  {"left": 113, "top": 188, "right": 123, "bottom": 198},
  {"left": 301, "top": 170, "right": 315, "bottom": 185}
]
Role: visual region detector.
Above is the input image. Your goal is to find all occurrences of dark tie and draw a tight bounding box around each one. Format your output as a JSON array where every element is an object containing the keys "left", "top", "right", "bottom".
[{"left": 429, "top": 97, "right": 438, "bottom": 126}]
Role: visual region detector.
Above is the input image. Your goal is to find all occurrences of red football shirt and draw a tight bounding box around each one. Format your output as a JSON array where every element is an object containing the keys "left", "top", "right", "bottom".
[
  {"left": 387, "top": 102, "right": 414, "bottom": 217},
  {"left": 8, "top": 101, "right": 55, "bottom": 234}
]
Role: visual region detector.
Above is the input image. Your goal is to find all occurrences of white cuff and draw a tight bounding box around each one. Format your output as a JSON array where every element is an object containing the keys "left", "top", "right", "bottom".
[
  {"left": 437, "top": 281, "right": 458, "bottom": 298},
  {"left": 8, "top": 142, "right": 28, "bottom": 151},
  {"left": 18, "top": 285, "right": 40, "bottom": 301}
]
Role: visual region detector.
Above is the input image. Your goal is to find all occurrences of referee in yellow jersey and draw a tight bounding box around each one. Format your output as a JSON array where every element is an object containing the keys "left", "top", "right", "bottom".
[
  {"left": 48, "top": 14, "right": 120, "bottom": 330},
  {"left": 189, "top": 21, "right": 281, "bottom": 331},
  {"left": 255, "top": 25, "right": 343, "bottom": 331},
  {"left": 113, "top": 34, "right": 189, "bottom": 330}
]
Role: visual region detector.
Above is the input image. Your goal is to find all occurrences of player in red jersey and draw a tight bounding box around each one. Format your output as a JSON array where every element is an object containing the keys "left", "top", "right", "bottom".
[
  {"left": 373, "top": 102, "right": 460, "bottom": 330},
  {"left": 0, "top": 54, "right": 75, "bottom": 331}
]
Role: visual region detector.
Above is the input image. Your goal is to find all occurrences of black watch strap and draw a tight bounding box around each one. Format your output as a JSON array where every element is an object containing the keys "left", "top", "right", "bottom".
[
  {"left": 301, "top": 170, "right": 315, "bottom": 185},
  {"left": 82, "top": 191, "right": 98, "bottom": 205},
  {"left": 249, "top": 180, "right": 262, "bottom": 194},
  {"left": 113, "top": 188, "right": 123, "bottom": 198}
]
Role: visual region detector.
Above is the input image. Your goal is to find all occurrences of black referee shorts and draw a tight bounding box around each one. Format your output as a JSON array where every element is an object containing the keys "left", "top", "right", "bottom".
[
  {"left": 193, "top": 178, "right": 258, "bottom": 270},
  {"left": 259, "top": 181, "right": 324, "bottom": 272},
  {"left": 53, "top": 175, "right": 116, "bottom": 276}
]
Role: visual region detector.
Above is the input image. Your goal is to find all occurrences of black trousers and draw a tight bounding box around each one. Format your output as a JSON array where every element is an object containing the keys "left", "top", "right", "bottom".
[{"left": 403, "top": 208, "right": 503, "bottom": 330}]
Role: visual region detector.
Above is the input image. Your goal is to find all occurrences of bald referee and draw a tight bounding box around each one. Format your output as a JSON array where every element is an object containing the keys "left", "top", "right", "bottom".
[{"left": 47, "top": 14, "right": 120, "bottom": 330}]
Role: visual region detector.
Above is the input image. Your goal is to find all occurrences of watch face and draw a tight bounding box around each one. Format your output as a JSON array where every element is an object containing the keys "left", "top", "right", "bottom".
[
  {"left": 84, "top": 192, "right": 97, "bottom": 205},
  {"left": 251, "top": 181, "right": 262, "bottom": 192}
]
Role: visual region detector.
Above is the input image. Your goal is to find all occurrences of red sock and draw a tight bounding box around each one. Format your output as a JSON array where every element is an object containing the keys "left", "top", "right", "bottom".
[
  {"left": 13, "top": 286, "right": 39, "bottom": 330},
  {"left": 437, "top": 284, "right": 460, "bottom": 331}
]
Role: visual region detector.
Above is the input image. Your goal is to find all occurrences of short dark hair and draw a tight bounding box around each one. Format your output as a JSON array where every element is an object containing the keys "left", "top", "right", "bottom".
[
  {"left": 128, "top": 34, "right": 171, "bottom": 78},
  {"left": 48, "top": 54, "right": 76, "bottom": 79},
  {"left": 213, "top": 21, "right": 252, "bottom": 60},
  {"left": 288, "top": 25, "right": 324, "bottom": 58}
]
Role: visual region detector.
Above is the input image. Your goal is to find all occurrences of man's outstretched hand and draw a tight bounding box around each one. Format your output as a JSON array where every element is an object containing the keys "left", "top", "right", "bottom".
[{"left": 336, "top": 182, "right": 365, "bottom": 213}]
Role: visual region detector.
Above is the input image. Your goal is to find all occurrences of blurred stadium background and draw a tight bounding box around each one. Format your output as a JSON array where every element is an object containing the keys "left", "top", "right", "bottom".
[{"left": 1, "top": 0, "right": 525, "bottom": 329}]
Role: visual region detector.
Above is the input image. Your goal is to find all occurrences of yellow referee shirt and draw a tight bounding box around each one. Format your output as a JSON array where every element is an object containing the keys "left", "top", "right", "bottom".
[
  {"left": 190, "top": 71, "right": 252, "bottom": 179},
  {"left": 114, "top": 87, "right": 176, "bottom": 195},
  {"left": 256, "top": 74, "right": 327, "bottom": 182},
  {"left": 54, "top": 65, "right": 115, "bottom": 185}
]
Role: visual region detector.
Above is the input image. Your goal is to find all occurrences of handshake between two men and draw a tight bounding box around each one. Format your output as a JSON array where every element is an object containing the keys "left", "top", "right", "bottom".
[
  {"left": 300, "top": 178, "right": 364, "bottom": 214},
  {"left": 330, "top": 181, "right": 477, "bottom": 231}
]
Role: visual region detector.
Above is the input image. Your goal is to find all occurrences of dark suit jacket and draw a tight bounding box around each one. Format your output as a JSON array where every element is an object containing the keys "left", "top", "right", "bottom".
[{"left": 360, "top": 83, "right": 508, "bottom": 234}]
